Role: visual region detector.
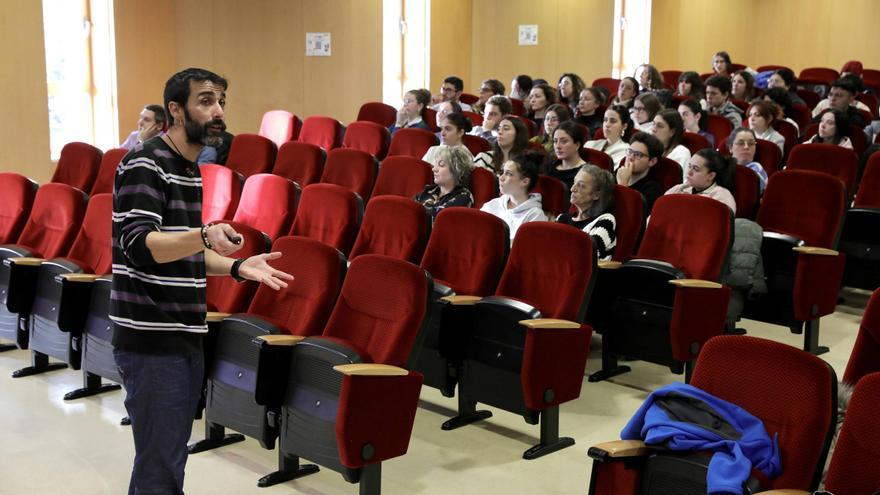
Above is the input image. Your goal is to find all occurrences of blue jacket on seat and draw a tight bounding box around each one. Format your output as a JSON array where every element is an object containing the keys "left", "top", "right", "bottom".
[{"left": 621, "top": 382, "right": 781, "bottom": 494}]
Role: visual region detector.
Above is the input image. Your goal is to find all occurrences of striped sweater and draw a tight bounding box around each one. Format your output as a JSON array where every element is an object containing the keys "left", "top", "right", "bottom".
[{"left": 110, "top": 138, "right": 207, "bottom": 353}]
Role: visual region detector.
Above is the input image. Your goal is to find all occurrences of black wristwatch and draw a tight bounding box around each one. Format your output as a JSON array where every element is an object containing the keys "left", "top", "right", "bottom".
[{"left": 230, "top": 258, "right": 247, "bottom": 283}]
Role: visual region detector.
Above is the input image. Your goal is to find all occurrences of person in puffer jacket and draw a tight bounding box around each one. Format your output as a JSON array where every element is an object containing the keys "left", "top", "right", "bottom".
[{"left": 723, "top": 218, "right": 768, "bottom": 330}]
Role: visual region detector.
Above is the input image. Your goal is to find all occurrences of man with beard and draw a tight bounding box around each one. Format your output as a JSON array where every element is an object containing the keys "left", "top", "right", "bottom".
[{"left": 110, "top": 67, "right": 294, "bottom": 494}]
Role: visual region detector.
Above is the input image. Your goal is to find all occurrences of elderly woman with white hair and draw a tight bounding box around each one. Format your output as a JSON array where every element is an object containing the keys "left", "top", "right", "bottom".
[
  {"left": 414, "top": 145, "right": 474, "bottom": 219},
  {"left": 556, "top": 164, "right": 617, "bottom": 260}
]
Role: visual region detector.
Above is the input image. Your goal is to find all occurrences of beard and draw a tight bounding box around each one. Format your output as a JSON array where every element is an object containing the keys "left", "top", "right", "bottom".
[{"left": 182, "top": 107, "right": 226, "bottom": 147}]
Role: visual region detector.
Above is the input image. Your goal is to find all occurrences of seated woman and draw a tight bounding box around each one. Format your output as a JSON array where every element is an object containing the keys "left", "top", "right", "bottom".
[
  {"left": 480, "top": 154, "right": 546, "bottom": 243},
  {"left": 585, "top": 104, "right": 633, "bottom": 168},
  {"left": 631, "top": 92, "right": 662, "bottom": 132},
  {"left": 414, "top": 145, "right": 474, "bottom": 219},
  {"left": 423, "top": 112, "right": 474, "bottom": 165},
  {"left": 509, "top": 74, "right": 533, "bottom": 102},
  {"left": 557, "top": 73, "right": 586, "bottom": 116},
  {"left": 747, "top": 100, "right": 786, "bottom": 155},
  {"left": 635, "top": 64, "right": 664, "bottom": 92},
  {"left": 389, "top": 88, "right": 432, "bottom": 133},
  {"left": 474, "top": 116, "right": 530, "bottom": 174},
  {"left": 762, "top": 87, "right": 800, "bottom": 132},
  {"left": 665, "top": 148, "right": 737, "bottom": 214},
  {"left": 527, "top": 83, "right": 558, "bottom": 131},
  {"left": 807, "top": 109, "right": 853, "bottom": 149},
  {"left": 546, "top": 120, "right": 586, "bottom": 190},
  {"left": 433, "top": 100, "right": 462, "bottom": 130},
  {"left": 557, "top": 164, "right": 617, "bottom": 260},
  {"left": 677, "top": 71, "right": 707, "bottom": 107},
  {"left": 731, "top": 70, "right": 756, "bottom": 102},
  {"left": 711, "top": 51, "right": 733, "bottom": 79},
  {"left": 575, "top": 87, "right": 606, "bottom": 136},
  {"left": 652, "top": 109, "right": 692, "bottom": 171},
  {"left": 530, "top": 103, "right": 571, "bottom": 155},
  {"left": 728, "top": 127, "right": 769, "bottom": 193},
  {"left": 613, "top": 77, "right": 640, "bottom": 109},
  {"left": 678, "top": 98, "right": 716, "bottom": 147}
]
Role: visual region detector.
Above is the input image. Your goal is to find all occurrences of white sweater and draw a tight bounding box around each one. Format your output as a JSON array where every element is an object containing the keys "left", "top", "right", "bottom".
[{"left": 480, "top": 193, "right": 546, "bottom": 243}]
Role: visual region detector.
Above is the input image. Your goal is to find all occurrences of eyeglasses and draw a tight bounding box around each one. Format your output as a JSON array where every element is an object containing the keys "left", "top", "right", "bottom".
[
  {"left": 631, "top": 106, "right": 647, "bottom": 113},
  {"left": 403, "top": 99, "right": 417, "bottom": 105},
  {"left": 733, "top": 140, "right": 757, "bottom": 147},
  {"left": 626, "top": 148, "right": 648, "bottom": 159}
]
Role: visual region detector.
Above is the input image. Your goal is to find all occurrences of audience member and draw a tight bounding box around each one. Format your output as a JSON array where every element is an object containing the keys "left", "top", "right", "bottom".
[
  {"left": 423, "top": 112, "right": 474, "bottom": 165},
  {"left": 527, "top": 83, "right": 558, "bottom": 131},
  {"left": 472, "top": 79, "right": 506, "bottom": 115},
  {"left": 575, "top": 87, "right": 606, "bottom": 136},
  {"left": 585, "top": 105, "right": 632, "bottom": 168},
  {"left": 480, "top": 153, "right": 546, "bottom": 243},
  {"left": 414, "top": 145, "right": 474, "bottom": 219},
  {"left": 652, "top": 109, "right": 691, "bottom": 170},
  {"left": 728, "top": 127, "right": 768, "bottom": 193},
  {"left": 635, "top": 64, "right": 664, "bottom": 92},
  {"left": 613, "top": 77, "right": 639, "bottom": 108},
  {"left": 763, "top": 87, "right": 801, "bottom": 132},
  {"left": 509, "top": 74, "right": 533, "bottom": 101},
  {"left": 665, "top": 148, "right": 736, "bottom": 213},
  {"left": 631, "top": 92, "right": 661, "bottom": 132},
  {"left": 767, "top": 68, "right": 806, "bottom": 106},
  {"left": 706, "top": 75, "right": 743, "bottom": 128},
  {"left": 677, "top": 71, "right": 706, "bottom": 105},
  {"left": 712, "top": 51, "right": 733, "bottom": 78},
  {"left": 433, "top": 76, "right": 472, "bottom": 111},
  {"left": 616, "top": 131, "right": 664, "bottom": 215},
  {"left": 474, "top": 115, "right": 529, "bottom": 174},
  {"left": 120, "top": 104, "right": 167, "bottom": 150},
  {"left": 807, "top": 109, "right": 854, "bottom": 149},
  {"left": 732, "top": 70, "right": 755, "bottom": 101},
  {"left": 557, "top": 164, "right": 617, "bottom": 260},
  {"left": 530, "top": 103, "right": 570, "bottom": 155},
  {"left": 557, "top": 73, "right": 586, "bottom": 116},
  {"left": 811, "top": 76, "right": 869, "bottom": 127},
  {"left": 546, "top": 120, "right": 586, "bottom": 190},
  {"left": 747, "top": 101, "right": 785, "bottom": 155},
  {"left": 469, "top": 95, "right": 511, "bottom": 144},
  {"left": 389, "top": 88, "right": 431, "bottom": 133},
  {"left": 678, "top": 98, "right": 716, "bottom": 147}
]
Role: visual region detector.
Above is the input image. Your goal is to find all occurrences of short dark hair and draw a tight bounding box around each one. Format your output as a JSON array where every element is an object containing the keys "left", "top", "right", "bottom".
[
  {"left": 630, "top": 131, "right": 663, "bottom": 160},
  {"left": 695, "top": 148, "right": 735, "bottom": 189},
  {"left": 727, "top": 126, "right": 757, "bottom": 151},
  {"left": 486, "top": 95, "right": 512, "bottom": 116},
  {"left": 763, "top": 87, "right": 793, "bottom": 112},
  {"left": 515, "top": 75, "right": 533, "bottom": 93},
  {"left": 163, "top": 68, "right": 228, "bottom": 124},
  {"left": 507, "top": 153, "right": 540, "bottom": 192},
  {"left": 443, "top": 112, "right": 472, "bottom": 133},
  {"left": 705, "top": 75, "right": 732, "bottom": 95},
  {"left": 774, "top": 68, "right": 796, "bottom": 88},
  {"left": 831, "top": 76, "right": 859, "bottom": 96},
  {"left": 444, "top": 76, "right": 464, "bottom": 92},
  {"left": 483, "top": 79, "right": 506, "bottom": 95},
  {"left": 145, "top": 104, "right": 167, "bottom": 129}
]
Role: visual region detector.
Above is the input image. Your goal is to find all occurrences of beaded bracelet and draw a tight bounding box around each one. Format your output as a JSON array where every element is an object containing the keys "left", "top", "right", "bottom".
[{"left": 201, "top": 223, "right": 215, "bottom": 250}]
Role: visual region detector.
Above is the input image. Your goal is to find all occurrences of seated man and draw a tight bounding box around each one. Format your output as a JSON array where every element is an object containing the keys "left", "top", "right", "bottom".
[
  {"left": 468, "top": 95, "right": 512, "bottom": 145},
  {"left": 811, "top": 76, "right": 869, "bottom": 128},
  {"left": 432, "top": 76, "right": 472, "bottom": 112},
  {"left": 705, "top": 75, "right": 743, "bottom": 128},
  {"left": 616, "top": 131, "right": 664, "bottom": 216},
  {"left": 120, "top": 104, "right": 166, "bottom": 150},
  {"left": 472, "top": 79, "right": 506, "bottom": 115}
]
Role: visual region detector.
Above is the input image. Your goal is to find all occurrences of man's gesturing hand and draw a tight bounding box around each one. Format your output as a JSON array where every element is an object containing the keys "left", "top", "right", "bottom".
[{"left": 238, "top": 252, "right": 295, "bottom": 290}]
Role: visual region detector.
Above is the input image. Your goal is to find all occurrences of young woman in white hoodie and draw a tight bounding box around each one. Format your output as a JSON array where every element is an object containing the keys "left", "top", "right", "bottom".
[{"left": 480, "top": 153, "right": 546, "bottom": 244}]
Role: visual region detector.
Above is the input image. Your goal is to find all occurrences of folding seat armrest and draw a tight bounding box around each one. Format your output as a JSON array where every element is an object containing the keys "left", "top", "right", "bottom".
[
  {"left": 519, "top": 318, "right": 581, "bottom": 329},
  {"left": 598, "top": 260, "right": 622, "bottom": 270},
  {"left": 58, "top": 273, "right": 101, "bottom": 283},
  {"left": 791, "top": 246, "right": 838, "bottom": 256},
  {"left": 252, "top": 334, "right": 303, "bottom": 407},
  {"left": 432, "top": 280, "right": 454, "bottom": 297},
  {"left": 587, "top": 439, "right": 650, "bottom": 462},
  {"left": 56, "top": 272, "right": 102, "bottom": 333},
  {"left": 440, "top": 295, "right": 483, "bottom": 305},
  {"left": 5, "top": 257, "right": 45, "bottom": 266},
  {"left": 668, "top": 279, "right": 723, "bottom": 289},
  {"left": 254, "top": 334, "right": 305, "bottom": 346},
  {"left": 3, "top": 257, "right": 46, "bottom": 314},
  {"left": 205, "top": 311, "right": 231, "bottom": 323},
  {"left": 333, "top": 363, "right": 409, "bottom": 376}
]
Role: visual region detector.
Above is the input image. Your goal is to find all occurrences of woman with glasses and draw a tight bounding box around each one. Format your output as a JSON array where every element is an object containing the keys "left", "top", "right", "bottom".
[
  {"left": 747, "top": 101, "right": 786, "bottom": 155},
  {"left": 557, "top": 164, "right": 617, "bottom": 260},
  {"left": 389, "top": 88, "right": 432, "bottom": 134},
  {"left": 665, "top": 148, "right": 737, "bottom": 213},
  {"left": 530, "top": 103, "right": 570, "bottom": 155},
  {"left": 546, "top": 120, "right": 586, "bottom": 190},
  {"left": 652, "top": 109, "right": 691, "bottom": 171},
  {"left": 631, "top": 93, "right": 661, "bottom": 132},
  {"left": 728, "top": 128, "right": 768, "bottom": 192},
  {"left": 585, "top": 105, "right": 633, "bottom": 168},
  {"left": 678, "top": 98, "right": 715, "bottom": 148}
]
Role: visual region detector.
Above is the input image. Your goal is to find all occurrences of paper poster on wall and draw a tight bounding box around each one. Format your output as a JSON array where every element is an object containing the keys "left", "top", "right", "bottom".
[
  {"left": 518, "top": 25, "right": 538, "bottom": 46},
  {"left": 306, "top": 32, "right": 331, "bottom": 56}
]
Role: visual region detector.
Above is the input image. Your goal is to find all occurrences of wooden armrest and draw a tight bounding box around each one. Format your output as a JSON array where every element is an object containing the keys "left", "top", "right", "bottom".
[
  {"left": 9, "top": 257, "right": 45, "bottom": 266},
  {"left": 589, "top": 439, "right": 649, "bottom": 459},
  {"left": 756, "top": 490, "right": 809, "bottom": 495},
  {"left": 205, "top": 312, "right": 231, "bottom": 323},
  {"left": 333, "top": 363, "right": 409, "bottom": 376},
  {"left": 59, "top": 273, "right": 100, "bottom": 283},
  {"left": 792, "top": 246, "right": 839, "bottom": 256},
  {"left": 440, "top": 295, "right": 483, "bottom": 305},
  {"left": 254, "top": 334, "right": 304, "bottom": 346},
  {"left": 519, "top": 318, "right": 580, "bottom": 329},
  {"left": 598, "top": 260, "right": 622, "bottom": 270},
  {"left": 669, "top": 279, "right": 723, "bottom": 289}
]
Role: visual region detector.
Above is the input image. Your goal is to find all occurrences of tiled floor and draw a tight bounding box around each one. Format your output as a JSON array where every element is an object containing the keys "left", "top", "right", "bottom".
[{"left": 0, "top": 290, "right": 866, "bottom": 494}]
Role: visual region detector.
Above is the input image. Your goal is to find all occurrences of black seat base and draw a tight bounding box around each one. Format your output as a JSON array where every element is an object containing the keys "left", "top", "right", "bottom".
[
  {"left": 12, "top": 352, "right": 66, "bottom": 378},
  {"left": 523, "top": 436, "right": 575, "bottom": 460},
  {"left": 188, "top": 422, "right": 246, "bottom": 454},
  {"left": 441, "top": 392, "right": 492, "bottom": 430},
  {"left": 0, "top": 342, "right": 16, "bottom": 352},
  {"left": 257, "top": 452, "right": 319, "bottom": 488},
  {"left": 588, "top": 365, "right": 631, "bottom": 383},
  {"left": 64, "top": 371, "right": 121, "bottom": 400}
]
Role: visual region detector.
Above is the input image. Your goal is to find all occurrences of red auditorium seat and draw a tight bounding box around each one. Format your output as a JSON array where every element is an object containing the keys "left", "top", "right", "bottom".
[
  {"left": 0, "top": 173, "right": 37, "bottom": 244},
  {"left": 470, "top": 166, "right": 499, "bottom": 208},
  {"left": 842, "top": 289, "right": 880, "bottom": 386},
  {"left": 459, "top": 93, "right": 479, "bottom": 105},
  {"left": 289, "top": 183, "right": 363, "bottom": 256},
  {"left": 771, "top": 118, "right": 799, "bottom": 162},
  {"left": 799, "top": 67, "right": 840, "bottom": 85},
  {"left": 734, "top": 165, "right": 761, "bottom": 220},
  {"left": 510, "top": 97, "right": 525, "bottom": 116},
  {"left": 298, "top": 116, "right": 344, "bottom": 151},
  {"left": 89, "top": 147, "right": 128, "bottom": 195},
  {"left": 787, "top": 143, "right": 858, "bottom": 198},
  {"left": 51, "top": 142, "right": 103, "bottom": 192},
  {"left": 225, "top": 133, "right": 278, "bottom": 178},
  {"left": 756, "top": 64, "right": 790, "bottom": 73},
  {"left": 371, "top": 155, "right": 432, "bottom": 198},
  {"left": 342, "top": 121, "right": 391, "bottom": 159},
  {"left": 461, "top": 111, "right": 483, "bottom": 127},
  {"left": 200, "top": 164, "right": 243, "bottom": 223},
  {"left": 349, "top": 196, "right": 430, "bottom": 264},
  {"left": 647, "top": 156, "right": 683, "bottom": 192},
  {"left": 387, "top": 128, "right": 439, "bottom": 158},
  {"left": 660, "top": 70, "right": 682, "bottom": 89},
  {"left": 272, "top": 141, "right": 326, "bottom": 187},
  {"left": 592, "top": 78, "right": 621, "bottom": 97},
  {"left": 534, "top": 175, "right": 569, "bottom": 217},
  {"left": 232, "top": 173, "right": 299, "bottom": 240},
  {"left": 424, "top": 108, "right": 440, "bottom": 132},
  {"left": 205, "top": 220, "right": 272, "bottom": 315},
  {"left": 357, "top": 101, "right": 397, "bottom": 128},
  {"left": 259, "top": 110, "right": 301, "bottom": 146},
  {"left": 462, "top": 134, "right": 492, "bottom": 156},
  {"left": 579, "top": 147, "right": 614, "bottom": 172},
  {"left": 680, "top": 132, "right": 711, "bottom": 155},
  {"left": 705, "top": 114, "right": 733, "bottom": 146},
  {"left": 840, "top": 153, "right": 880, "bottom": 290},
  {"left": 320, "top": 148, "right": 378, "bottom": 202}
]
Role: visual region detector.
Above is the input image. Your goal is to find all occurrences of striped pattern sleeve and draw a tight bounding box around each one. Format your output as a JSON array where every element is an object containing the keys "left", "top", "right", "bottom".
[
  {"left": 113, "top": 156, "right": 167, "bottom": 267},
  {"left": 585, "top": 213, "right": 617, "bottom": 261}
]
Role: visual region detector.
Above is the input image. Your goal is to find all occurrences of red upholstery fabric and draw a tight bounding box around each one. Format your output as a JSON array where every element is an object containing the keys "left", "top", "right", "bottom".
[
  {"left": 592, "top": 78, "right": 621, "bottom": 97},
  {"left": 51, "top": 142, "right": 102, "bottom": 192},
  {"left": 420, "top": 208, "right": 508, "bottom": 296},
  {"left": 791, "top": 247, "right": 846, "bottom": 321},
  {"left": 232, "top": 174, "right": 298, "bottom": 240},
  {"left": 321, "top": 148, "right": 378, "bottom": 201},
  {"left": 756, "top": 64, "right": 790, "bottom": 73},
  {"left": 323, "top": 254, "right": 430, "bottom": 366},
  {"left": 289, "top": 183, "right": 362, "bottom": 255},
  {"left": 637, "top": 195, "right": 731, "bottom": 281},
  {"left": 90, "top": 147, "right": 128, "bottom": 195},
  {"left": 423, "top": 108, "right": 440, "bottom": 132},
  {"left": 470, "top": 167, "right": 499, "bottom": 208},
  {"left": 299, "top": 116, "right": 343, "bottom": 151},
  {"left": 387, "top": 128, "right": 438, "bottom": 158},
  {"left": 692, "top": 336, "right": 836, "bottom": 490},
  {"left": 648, "top": 157, "right": 683, "bottom": 192},
  {"left": 754, "top": 138, "right": 782, "bottom": 176},
  {"left": 788, "top": 104, "right": 812, "bottom": 132},
  {"left": 843, "top": 289, "right": 880, "bottom": 385},
  {"left": 511, "top": 115, "right": 538, "bottom": 138},
  {"left": 611, "top": 185, "right": 644, "bottom": 262},
  {"left": 496, "top": 222, "right": 594, "bottom": 320},
  {"left": 272, "top": 141, "right": 326, "bottom": 186},
  {"left": 660, "top": 70, "right": 683, "bottom": 88},
  {"left": 534, "top": 175, "right": 569, "bottom": 217},
  {"left": 0, "top": 173, "right": 37, "bottom": 244},
  {"left": 590, "top": 460, "right": 641, "bottom": 495},
  {"left": 521, "top": 323, "right": 592, "bottom": 409},
  {"left": 205, "top": 221, "right": 270, "bottom": 313},
  {"left": 462, "top": 134, "right": 491, "bottom": 156},
  {"left": 258, "top": 110, "right": 300, "bottom": 146},
  {"left": 226, "top": 134, "right": 278, "bottom": 178},
  {"left": 757, "top": 170, "right": 845, "bottom": 248},
  {"left": 787, "top": 143, "right": 859, "bottom": 198},
  {"left": 246, "top": 236, "right": 344, "bottom": 337},
  {"left": 510, "top": 97, "right": 525, "bottom": 116},
  {"left": 799, "top": 67, "right": 840, "bottom": 84},
  {"left": 64, "top": 193, "right": 113, "bottom": 275},
  {"left": 356, "top": 102, "right": 397, "bottom": 128},
  {"left": 854, "top": 152, "right": 880, "bottom": 207},
  {"left": 371, "top": 156, "right": 432, "bottom": 198},
  {"left": 350, "top": 196, "right": 429, "bottom": 264},
  {"left": 459, "top": 93, "right": 478, "bottom": 105},
  {"left": 680, "top": 132, "right": 711, "bottom": 155},
  {"left": 335, "top": 371, "right": 423, "bottom": 468},
  {"left": 580, "top": 148, "right": 614, "bottom": 172},
  {"left": 200, "top": 164, "right": 242, "bottom": 223},
  {"left": 668, "top": 284, "right": 732, "bottom": 361},
  {"left": 461, "top": 111, "right": 483, "bottom": 126},
  {"left": 823, "top": 372, "right": 880, "bottom": 495},
  {"left": 342, "top": 121, "right": 391, "bottom": 159},
  {"left": 705, "top": 114, "right": 733, "bottom": 147},
  {"left": 857, "top": 91, "right": 879, "bottom": 118},
  {"left": 15, "top": 183, "right": 86, "bottom": 258},
  {"left": 734, "top": 165, "right": 760, "bottom": 220}
]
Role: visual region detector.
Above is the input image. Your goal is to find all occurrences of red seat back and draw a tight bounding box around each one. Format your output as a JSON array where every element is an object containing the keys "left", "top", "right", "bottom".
[
  {"left": 660, "top": 70, "right": 682, "bottom": 88},
  {"left": 648, "top": 157, "right": 683, "bottom": 192},
  {"left": 51, "top": 142, "right": 103, "bottom": 192},
  {"left": 259, "top": 110, "right": 301, "bottom": 146},
  {"left": 16, "top": 183, "right": 87, "bottom": 258},
  {"left": 824, "top": 372, "right": 880, "bottom": 494},
  {"left": 322, "top": 254, "right": 430, "bottom": 366},
  {"left": 637, "top": 195, "right": 731, "bottom": 280},
  {"left": 799, "top": 67, "right": 840, "bottom": 85},
  {"left": 611, "top": 184, "right": 644, "bottom": 262},
  {"left": 592, "top": 78, "right": 621, "bottom": 97},
  {"left": 854, "top": 152, "right": 880, "bottom": 208},
  {"left": 680, "top": 132, "right": 711, "bottom": 155},
  {"left": 462, "top": 134, "right": 491, "bottom": 156},
  {"left": 788, "top": 103, "right": 812, "bottom": 131},
  {"left": 843, "top": 289, "right": 880, "bottom": 385},
  {"left": 65, "top": 193, "right": 113, "bottom": 275},
  {"left": 290, "top": 183, "right": 363, "bottom": 255},
  {"left": 534, "top": 175, "right": 569, "bottom": 217},
  {"left": 796, "top": 90, "right": 821, "bottom": 111},
  {"left": 321, "top": 148, "right": 378, "bottom": 201},
  {"left": 863, "top": 69, "right": 880, "bottom": 93},
  {"left": 459, "top": 93, "right": 478, "bottom": 105},
  {"left": 357, "top": 102, "right": 397, "bottom": 128},
  {"left": 299, "top": 116, "right": 343, "bottom": 151},
  {"left": 232, "top": 174, "right": 299, "bottom": 240},
  {"left": 372, "top": 156, "right": 432, "bottom": 198},
  {"left": 273, "top": 141, "right": 326, "bottom": 187},
  {"left": 226, "top": 134, "right": 278, "bottom": 178},
  {"left": 511, "top": 115, "right": 538, "bottom": 138},
  {"left": 756, "top": 65, "right": 790, "bottom": 73},
  {"left": 200, "top": 164, "right": 243, "bottom": 223},
  {"left": 510, "top": 97, "right": 526, "bottom": 116},
  {"left": 246, "top": 236, "right": 345, "bottom": 337},
  {"left": 206, "top": 221, "right": 271, "bottom": 313},
  {"left": 0, "top": 173, "right": 37, "bottom": 244},
  {"left": 461, "top": 111, "right": 483, "bottom": 127},
  {"left": 771, "top": 119, "right": 799, "bottom": 162},
  {"left": 734, "top": 165, "right": 760, "bottom": 220},
  {"left": 579, "top": 147, "right": 614, "bottom": 172},
  {"left": 470, "top": 166, "right": 499, "bottom": 208},
  {"left": 691, "top": 335, "right": 836, "bottom": 491},
  {"left": 421, "top": 208, "right": 508, "bottom": 296},
  {"left": 787, "top": 143, "right": 858, "bottom": 198},
  {"left": 754, "top": 138, "right": 782, "bottom": 176},
  {"left": 424, "top": 108, "right": 440, "bottom": 132},
  {"left": 856, "top": 92, "right": 878, "bottom": 119},
  {"left": 350, "top": 196, "right": 429, "bottom": 264},
  {"left": 90, "top": 147, "right": 128, "bottom": 195},
  {"left": 342, "top": 121, "right": 391, "bottom": 159},
  {"left": 757, "top": 169, "right": 845, "bottom": 248},
  {"left": 387, "top": 128, "right": 439, "bottom": 158},
  {"left": 705, "top": 114, "right": 733, "bottom": 146}
]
